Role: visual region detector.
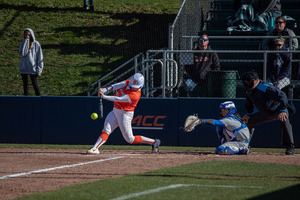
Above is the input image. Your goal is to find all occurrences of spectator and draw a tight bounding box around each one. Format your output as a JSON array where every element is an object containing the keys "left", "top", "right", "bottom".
[
  {"left": 241, "top": 71, "right": 296, "bottom": 155},
  {"left": 267, "top": 36, "right": 291, "bottom": 90},
  {"left": 83, "top": 0, "right": 94, "bottom": 12},
  {"left": 262, "top": 16, "right": 298, "bottom": 50},
  {"left": 227, "top": 0, "right": 282, "bottom": 32},
  {"left": 19, "top": 28, "right": 43, "bottom": 96},
  {"left": 184, "top": 34, "right": 220, "bottom": 97}
]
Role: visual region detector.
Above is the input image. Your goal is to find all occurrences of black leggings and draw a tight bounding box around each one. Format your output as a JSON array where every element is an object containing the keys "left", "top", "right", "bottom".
[{"left": 21, "top": 74, "right": 40, "bottom": 96}]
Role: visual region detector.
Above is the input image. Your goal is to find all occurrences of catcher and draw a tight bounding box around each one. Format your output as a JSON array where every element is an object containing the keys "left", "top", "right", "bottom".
[{"left": 183, "top": 101, "right": 251, "bottom": 155}]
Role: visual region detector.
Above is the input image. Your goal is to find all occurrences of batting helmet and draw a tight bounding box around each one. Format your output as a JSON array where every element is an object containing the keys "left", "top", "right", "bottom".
[
  {"left": 129, "top": 73, "right": 144, "bottom": 89},
  {"left": 220, "top": 101, "right": 236, "bottom": 116}
]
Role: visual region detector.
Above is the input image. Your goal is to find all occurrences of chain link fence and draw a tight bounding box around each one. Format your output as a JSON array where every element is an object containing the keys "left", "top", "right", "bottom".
[
  {"left": 145, "top": 49, "right": 300, "bottom": 99},
  {"left": 169, "top": 0, "right": 210, "bottom": 50},
  {"left": 89, "top": 0, "right": 300, "bottom": 99},
  {"left": 165, "top": 0, "right": 300, "bottom": 99}
]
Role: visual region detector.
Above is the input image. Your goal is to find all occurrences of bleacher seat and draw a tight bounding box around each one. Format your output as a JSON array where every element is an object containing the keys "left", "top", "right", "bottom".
[{"left": 202, "top": 0, "right": 300, "bottom": 98}]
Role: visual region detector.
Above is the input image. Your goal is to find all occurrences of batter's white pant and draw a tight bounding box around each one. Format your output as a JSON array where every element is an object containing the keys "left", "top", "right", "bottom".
[{"left": 102, "top": 107, "right": 135, "bottom": 144}]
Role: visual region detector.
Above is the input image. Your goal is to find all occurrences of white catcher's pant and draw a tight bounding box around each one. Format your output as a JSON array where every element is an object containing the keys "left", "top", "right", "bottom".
[{"left": 102, "top": 107, "right": 135, "bottom": 143}]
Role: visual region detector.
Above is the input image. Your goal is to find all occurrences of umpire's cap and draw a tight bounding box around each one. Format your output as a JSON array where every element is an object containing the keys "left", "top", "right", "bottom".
[{"left": 242, "top": 71, "right": 259, "bottom": 82}]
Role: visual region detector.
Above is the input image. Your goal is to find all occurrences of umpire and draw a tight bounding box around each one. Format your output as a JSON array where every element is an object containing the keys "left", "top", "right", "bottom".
[{"left": 241, "top": 71, "right": 295, "bottom": 155}]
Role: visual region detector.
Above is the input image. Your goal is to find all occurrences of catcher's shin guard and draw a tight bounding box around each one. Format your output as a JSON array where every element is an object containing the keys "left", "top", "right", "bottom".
[
  {"left": 215, "top": 146, "right": 250, "bottom": 155},
  {"left": 215, "top": 146, "right": 238, "bottom": 155}
]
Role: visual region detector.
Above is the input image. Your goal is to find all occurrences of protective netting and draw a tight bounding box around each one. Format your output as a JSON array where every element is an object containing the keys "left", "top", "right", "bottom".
[{"left": 164, "top": 0, "right": 300, "bottom": 99}]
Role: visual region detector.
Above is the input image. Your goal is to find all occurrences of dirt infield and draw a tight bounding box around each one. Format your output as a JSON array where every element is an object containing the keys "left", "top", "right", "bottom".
[{"left": 0, "top": 148, "right": 299, "bottom": 200}]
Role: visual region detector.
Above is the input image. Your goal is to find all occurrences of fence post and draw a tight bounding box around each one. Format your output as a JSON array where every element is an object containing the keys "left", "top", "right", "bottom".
[
  {"left": 289, "top": 36, "right": 293, "bottom": 51},
  {"left": 162, "top": 51, "right": 167, "bottom": 98},
  {"left": 263, "top": 52, "right": 267, "bottom": 81},
  {"left": 145, "top": 51, "right": 150, "bottom": 97}
]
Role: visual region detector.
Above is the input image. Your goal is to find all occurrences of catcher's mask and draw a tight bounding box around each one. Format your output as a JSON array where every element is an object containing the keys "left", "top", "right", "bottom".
[
  {"left": 220, "top": 101, "right": 236, "bottom": 117},
  {"left": 242, "top": 71, "right": 259, "bottom": 90},
  {"left": 129, "top": 73, "right": 144, "bottom": 90}
]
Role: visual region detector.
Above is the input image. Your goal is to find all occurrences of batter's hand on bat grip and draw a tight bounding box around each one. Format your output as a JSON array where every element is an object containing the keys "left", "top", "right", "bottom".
[{"left": 98, "top": 88, "right": 105, "bottom": 98}]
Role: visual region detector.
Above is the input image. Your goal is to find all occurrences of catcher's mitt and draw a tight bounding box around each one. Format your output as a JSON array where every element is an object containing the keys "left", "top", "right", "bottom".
[{"left": 183, "top": 114, "right": 203, "bottom": 132}]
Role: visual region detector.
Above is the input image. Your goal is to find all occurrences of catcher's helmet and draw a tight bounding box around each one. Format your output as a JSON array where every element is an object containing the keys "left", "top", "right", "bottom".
[
  {"left": 220, "top": 101, "right": 236, "bottom": 116},
  {"left": 129, "top": 73, "right": 144, "bottom": 89}
]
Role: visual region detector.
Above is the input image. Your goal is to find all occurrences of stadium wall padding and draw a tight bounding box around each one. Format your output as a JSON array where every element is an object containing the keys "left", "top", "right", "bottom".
[{"left": 0, "top": 96, "right": 299, "bottom": 148}]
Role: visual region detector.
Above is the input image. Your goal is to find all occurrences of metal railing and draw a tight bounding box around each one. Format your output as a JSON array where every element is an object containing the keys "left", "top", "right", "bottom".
[
  {"left": 182, "top": 35, "right": 300, "bottom": 50},
  {"left": 87, "top": 53, "right": 145, "bottom": 96},
  {"left": 87, "top": 49, "right": 170, "bottom": 96},
  {"left": 145, "top": 49, "right": 300, "bottom": 98},
  {"left": 88, "top": 35, "right": 300, "bottom": 98},
  {"left": 88, "top": 48, "right": 300, "bottom": 98},
  {"left": 144, "top": 57, "right": 178, "bottom": 98}
]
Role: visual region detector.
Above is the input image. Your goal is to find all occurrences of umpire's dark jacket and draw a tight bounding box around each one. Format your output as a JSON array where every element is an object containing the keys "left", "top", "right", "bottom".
[{"left": 245, "top": 81, "right": 295, "bottom": 115}]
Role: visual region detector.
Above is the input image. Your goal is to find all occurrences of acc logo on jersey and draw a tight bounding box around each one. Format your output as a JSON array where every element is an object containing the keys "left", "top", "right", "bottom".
[{"left": 132, "top": 115, "right": 167, "bottom": 130}]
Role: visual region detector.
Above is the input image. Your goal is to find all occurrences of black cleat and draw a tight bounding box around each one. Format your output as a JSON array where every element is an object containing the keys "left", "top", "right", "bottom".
[{"left": 285, "top": 146, "right": 295, "bottom": 155}]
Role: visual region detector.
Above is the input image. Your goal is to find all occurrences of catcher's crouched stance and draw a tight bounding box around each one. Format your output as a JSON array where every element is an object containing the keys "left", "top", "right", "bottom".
[{"left": 184, "top": 101, "right": 251, "bottom": 155}]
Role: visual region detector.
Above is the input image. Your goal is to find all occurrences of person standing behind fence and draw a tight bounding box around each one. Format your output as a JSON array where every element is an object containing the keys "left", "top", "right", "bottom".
[
  {"left": 262, "top": 16, "right": 298, "bottom": 50},
  {"left": 267, "top": 36, "right": 291, "bottom": 90},
  {"left": 184, "top": 34, "right": 220, "bottom": 97},
  {"left": 19, "top": 28, "right": 43, "bottom": 96}
]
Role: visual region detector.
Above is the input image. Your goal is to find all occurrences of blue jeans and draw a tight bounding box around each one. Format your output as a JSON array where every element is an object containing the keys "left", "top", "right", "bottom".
[{"left": 84, "top": 0, "right": 93, "bottom": 6}]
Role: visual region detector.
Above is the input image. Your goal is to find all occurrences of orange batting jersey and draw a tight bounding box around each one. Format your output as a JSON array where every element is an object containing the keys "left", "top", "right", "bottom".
[{"left": 114, "top": 80, "right": 141, "bottom": 111}]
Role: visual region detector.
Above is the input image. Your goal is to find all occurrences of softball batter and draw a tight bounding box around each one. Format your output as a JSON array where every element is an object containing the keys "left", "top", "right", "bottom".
[{"left": 87, "top": 73, "right": 161, "bottom": 154}]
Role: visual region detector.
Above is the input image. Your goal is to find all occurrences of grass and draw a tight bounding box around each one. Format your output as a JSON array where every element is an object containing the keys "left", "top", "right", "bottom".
[
  {"left": 15, "top": 161, "right": 300, "bottom": 200},
  {"left": 0, "top": 0, "right": 182, "bottom": 96},
  {"left": 1, "top": 144, "right": 299, "bottom": 199}
]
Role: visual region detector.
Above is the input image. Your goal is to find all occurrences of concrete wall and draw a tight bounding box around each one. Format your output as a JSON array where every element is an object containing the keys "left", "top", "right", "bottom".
[{"left": 0, "top": 96, "right": 299, "bottom": 148}]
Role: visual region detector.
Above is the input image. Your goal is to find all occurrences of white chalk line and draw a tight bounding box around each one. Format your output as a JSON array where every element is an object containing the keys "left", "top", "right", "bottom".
[
  {"left": 0, "top": 156, "right": 124, "bottom": 180},
  {"left": 111, "top": 184, "right": 263, "bottom": 200}
]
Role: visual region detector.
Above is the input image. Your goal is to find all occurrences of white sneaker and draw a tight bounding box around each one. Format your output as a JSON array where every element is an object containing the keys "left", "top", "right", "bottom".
[
  {"left": 86, "top": 147, "right": 99, "bottom": 155},
  {"left": 152, "top": 139, "right": 161, "bottom": 153}
]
